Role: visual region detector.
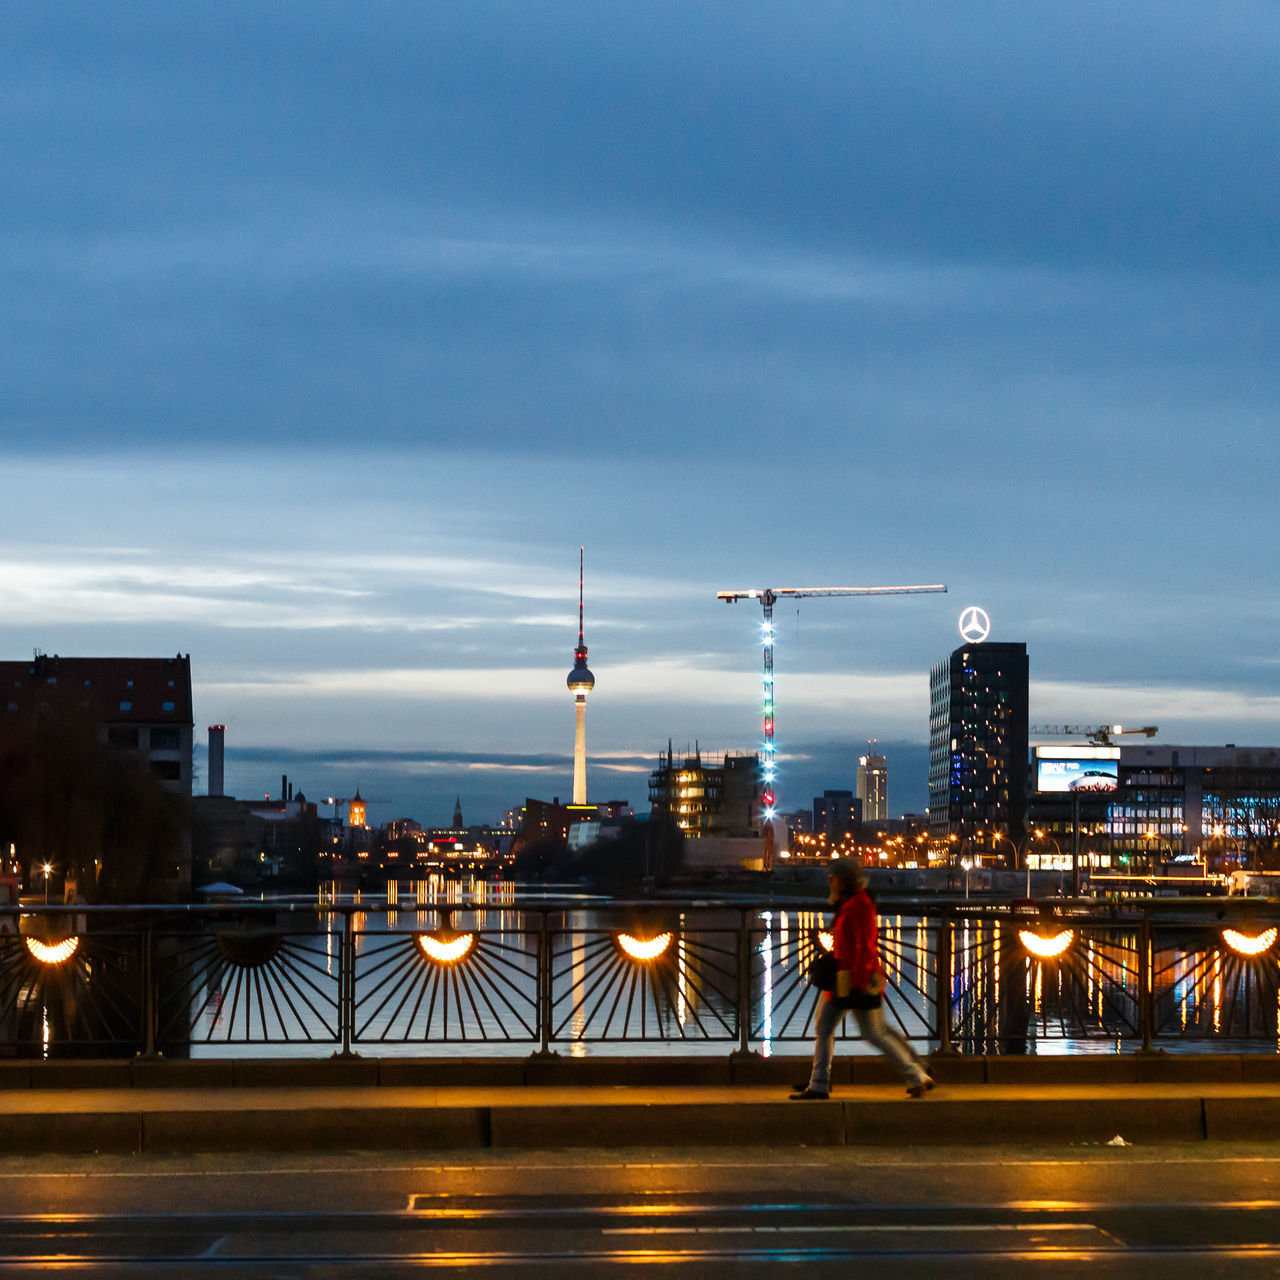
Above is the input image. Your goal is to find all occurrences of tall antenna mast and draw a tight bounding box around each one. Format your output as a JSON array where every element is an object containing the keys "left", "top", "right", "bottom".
[{"left": 577, "top": 546, "right": 585, "bottom": 655}]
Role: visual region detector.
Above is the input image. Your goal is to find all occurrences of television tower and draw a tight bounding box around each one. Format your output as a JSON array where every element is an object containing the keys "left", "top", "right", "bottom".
[{"left": 566, "top": 547, "right": 595, "bottom": 805}]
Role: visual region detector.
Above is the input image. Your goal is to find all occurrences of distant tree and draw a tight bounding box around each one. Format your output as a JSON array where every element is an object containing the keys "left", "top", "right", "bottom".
[
  {"left": 576, "top": 817, "right": 685, "bottom": 895},
  {"left": 0, "top": 698, "right": 188, "bottom": 903},
  {"left": 511, "top": 837, "right": 575, "bottom": 882}
]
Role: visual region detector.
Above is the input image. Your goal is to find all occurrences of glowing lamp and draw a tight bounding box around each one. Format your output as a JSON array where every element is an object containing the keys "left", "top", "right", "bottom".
[
  {"left": 416, "top": 932, "right": 476, "bottom": 964},
  {"left": 1019, "top": 928, "right": 1074, "bottom": 959},
  {"left": 817, "top": 931, "right": 834, "bottom": 953},
  {"left": 616, "top": 932, "right": 673, "bottom": 961},
  {"left": 1222, "top": 927, "right": 1278, "bottom": 957},
  {"left": 25, "top": 936, "right": 79, "bottom": 965}
]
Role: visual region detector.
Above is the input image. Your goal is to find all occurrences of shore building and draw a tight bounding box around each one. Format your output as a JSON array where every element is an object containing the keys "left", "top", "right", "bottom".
[{"left": 928, "top": 641, "right": 1029, "bottom": 863}]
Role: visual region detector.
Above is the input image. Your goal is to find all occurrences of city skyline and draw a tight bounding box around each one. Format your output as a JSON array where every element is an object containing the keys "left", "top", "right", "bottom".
[{"left": 3, "top": 3, "right": 1278, "bottom": 826}]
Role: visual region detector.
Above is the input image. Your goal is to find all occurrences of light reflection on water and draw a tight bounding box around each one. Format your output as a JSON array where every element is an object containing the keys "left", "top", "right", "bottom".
[{"left": 187, "top": 880, "right": 1280, "bottom": 1059}]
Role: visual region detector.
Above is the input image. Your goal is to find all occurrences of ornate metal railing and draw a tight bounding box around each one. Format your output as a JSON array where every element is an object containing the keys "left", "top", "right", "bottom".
[{"left": 3, "top": 897, "right": 1280, "bottom": 1058}]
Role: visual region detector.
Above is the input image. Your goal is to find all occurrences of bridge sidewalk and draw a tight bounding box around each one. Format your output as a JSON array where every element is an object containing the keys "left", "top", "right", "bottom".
[{"left": 3, "top": 1055, "right": 1280, "bottom": 1154}]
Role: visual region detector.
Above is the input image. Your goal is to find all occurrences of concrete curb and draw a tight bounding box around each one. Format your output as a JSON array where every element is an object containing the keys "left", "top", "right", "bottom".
[
  {"left": 2, "top": 1053, "right": 1273, "bottom": 1090},
  {"left": 0, "top": 1091, "right": 1270, "bottom": 1156}
]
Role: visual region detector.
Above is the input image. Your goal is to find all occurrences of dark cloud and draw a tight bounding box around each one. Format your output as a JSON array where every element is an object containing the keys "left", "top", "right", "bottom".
[{"left": 3, "top": 3, "right": 1278, "bottom": 824}]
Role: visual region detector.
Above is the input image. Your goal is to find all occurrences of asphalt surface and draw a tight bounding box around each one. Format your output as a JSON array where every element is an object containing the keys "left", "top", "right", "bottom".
[{"left": 2, "top": 1144, "right": 1280, "bottom": 1276}]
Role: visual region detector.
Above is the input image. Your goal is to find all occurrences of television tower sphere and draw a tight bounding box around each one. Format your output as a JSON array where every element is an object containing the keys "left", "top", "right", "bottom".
[{"left": 567, "top": 655, "right": 595, "bottom": 694}]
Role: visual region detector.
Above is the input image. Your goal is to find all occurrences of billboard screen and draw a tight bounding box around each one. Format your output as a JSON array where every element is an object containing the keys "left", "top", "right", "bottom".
[{"left": 1034, "top": 745, "right": 1121, "bottom": 794}]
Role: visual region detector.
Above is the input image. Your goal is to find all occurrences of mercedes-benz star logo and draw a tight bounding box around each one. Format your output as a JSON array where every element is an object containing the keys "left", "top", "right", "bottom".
[{"left": 958, "top": 606, "right": 991, "bottom": 644}]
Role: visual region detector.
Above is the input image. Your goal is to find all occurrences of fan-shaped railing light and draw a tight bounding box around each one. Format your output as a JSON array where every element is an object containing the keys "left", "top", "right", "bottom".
[
  {"left": 1019, "top": 928, "right": 1074, "bottom": 959},
  {"left": 416, "top": 932, "right": 476, "bottom": 965},
  {"left": 616, "top": 932, "right": 673, "bottom": 961},
  {"left": 1222, "top": 927, "right": 1278, "bottom": 957},
  {"left": 818, "top": 931, "right": 834, "bottom": 953},
  {"left": 25, "top": 936, "right": 80, "bottom": 965}
]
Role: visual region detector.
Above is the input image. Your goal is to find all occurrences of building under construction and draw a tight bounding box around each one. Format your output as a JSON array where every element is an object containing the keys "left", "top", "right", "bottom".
[{"left": 648, "top": 746, "right": 763, "bottom": 839}]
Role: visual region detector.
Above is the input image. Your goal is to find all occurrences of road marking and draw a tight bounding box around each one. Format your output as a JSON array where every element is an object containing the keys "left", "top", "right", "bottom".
[
  {"left": 8, "top": 1243, "right": 1280, "bottom": 1268},
  {"left": 199, "top": 1235, "right": 227, "bottom": 1258},
  {"left": 601, "top": 1222, "right": 1103, "bottom": 1236},
  {"left": 4, "top": 1154, "right": 1280, "bottom": 1180}
]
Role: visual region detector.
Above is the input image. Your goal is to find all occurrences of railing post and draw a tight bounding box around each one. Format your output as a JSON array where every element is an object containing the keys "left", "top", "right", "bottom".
[
  {"left": 1139, "top": 904, "right": 1154, "bottom": 1052},
  {"left": 337, "top": 908, "right": 355, "bottom": 1057},
  {"left": 935, "top": 909, "right": 956, "bottom": 1055},
  {"left": 141, "top": 920, "right": 156, "bottom": 1058},
  {"left": 732, "top": 909, "right": 753, "bottom": 1058},
  {"left": 537, "top": 911, "right": 553, "bottom": 1057}
]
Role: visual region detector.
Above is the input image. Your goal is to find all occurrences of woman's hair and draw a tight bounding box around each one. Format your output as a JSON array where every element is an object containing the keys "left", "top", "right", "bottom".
[{"left": 828, "top": 857, "right": 867, "bottom": 894}]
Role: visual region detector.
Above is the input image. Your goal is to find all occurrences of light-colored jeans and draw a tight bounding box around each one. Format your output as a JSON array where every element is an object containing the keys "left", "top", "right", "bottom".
[{"left": 807, "top": 996, "right": 928, "bottom": 1092}]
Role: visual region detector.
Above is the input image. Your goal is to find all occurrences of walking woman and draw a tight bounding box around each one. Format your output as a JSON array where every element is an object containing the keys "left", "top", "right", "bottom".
[{"left": 790, "top": 858, "right": 933, "bottom": 1100}]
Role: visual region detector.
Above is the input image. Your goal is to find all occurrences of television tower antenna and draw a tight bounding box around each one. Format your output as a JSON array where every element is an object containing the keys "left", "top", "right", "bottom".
[{"left": 717, "top": 583, "right": 946, "bottom": 863}]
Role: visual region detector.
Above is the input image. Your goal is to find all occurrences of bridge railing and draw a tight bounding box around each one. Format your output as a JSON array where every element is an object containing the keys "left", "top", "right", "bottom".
[{"left": 2, "top": 897, "right": 1279, "bottom": 1058}]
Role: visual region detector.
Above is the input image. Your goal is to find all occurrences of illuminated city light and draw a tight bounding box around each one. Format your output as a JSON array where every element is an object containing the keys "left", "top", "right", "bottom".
[
  {"left": 1019, "top": 928, "right": 1074, "bottom": 959},
  {"left": 1222, "top": 927, "right": 1278, "bottom": 957},
  {"left": 25, "top": 936, "right": 79, "bottom": 965},
  {"left": 416, "top": 932, "right": 476, "bottom": 964},
  {"left": 616, "top": 931, "right": 673, "bottom": 961}
]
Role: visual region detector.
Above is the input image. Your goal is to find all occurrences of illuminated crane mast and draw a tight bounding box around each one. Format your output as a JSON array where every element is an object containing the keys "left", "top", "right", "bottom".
[{"left": 717, "top": 584, "right": 947, "bottom": 859}]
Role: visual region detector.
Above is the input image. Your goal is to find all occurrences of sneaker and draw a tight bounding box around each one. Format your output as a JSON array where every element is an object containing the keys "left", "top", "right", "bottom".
[
  {"left": 788, "top": 1088, "right": 829, "bottom": 1100},
  {"left": 906, "top": 1073, "right": 935, "bottom": 1099}
]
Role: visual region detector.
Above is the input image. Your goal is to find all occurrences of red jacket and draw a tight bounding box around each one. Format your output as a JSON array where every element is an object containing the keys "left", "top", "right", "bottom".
[{"left": 829, "top": 888, "right": 882, "bottom": 996}]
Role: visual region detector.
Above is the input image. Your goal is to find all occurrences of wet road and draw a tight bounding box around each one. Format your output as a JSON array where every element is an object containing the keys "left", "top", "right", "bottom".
[{"left": 2, "top": 1144, "right": 1280, "bottom": 1275}]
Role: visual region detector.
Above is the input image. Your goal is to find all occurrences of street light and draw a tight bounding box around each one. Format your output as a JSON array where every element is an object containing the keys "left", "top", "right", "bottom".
[
  {"left": 41, "top": 862, "right": 52, "bottom": 906},
  {"left": 1211, "top": 825, "right": 1243, "bottom": 875},
  {"left": 989, "top": 830, "right": 1019, "bottom": 875},
  {"left": 1144, "top": 829, "right": 1174, "bottom": 864},
  {"left": 1031, "top": 828, "right": 1064, "bottom": 894}
]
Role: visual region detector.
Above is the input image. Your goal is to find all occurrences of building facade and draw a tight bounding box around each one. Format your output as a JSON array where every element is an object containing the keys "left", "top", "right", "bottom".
[
  {"left": 1112, "top": 744, "right": 1280, "bottom": 871},
  {"left": 928, "top": 641, "right": 1029, "bottom": 862},
  {"left": 1, "top": 653, "right": 195, "bottom": 894},
  {"left": 856, "top": 754, "right": 888, "bottom": 823},
  {"left": 813, "top": 790, "right": 861, "bottom": 843}
]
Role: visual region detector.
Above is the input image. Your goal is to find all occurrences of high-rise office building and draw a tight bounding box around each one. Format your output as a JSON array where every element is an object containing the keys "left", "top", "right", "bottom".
[
  {"left": 928, "top": 641, "right": 1029, "bottom": 863},
  {"left": 856, "top": 753, "right": 888, "bottom": 823},
  {"left": 648, "top": 746, "right": 762, "bottom": 838}
]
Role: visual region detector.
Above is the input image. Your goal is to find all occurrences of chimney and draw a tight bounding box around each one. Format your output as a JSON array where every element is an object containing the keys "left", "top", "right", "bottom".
[
  {"left": 207, "top": 726, "right": 225, "bottom": 797},
  {"left": 282, "top": 774, "right": 288, "bottom": 803}
]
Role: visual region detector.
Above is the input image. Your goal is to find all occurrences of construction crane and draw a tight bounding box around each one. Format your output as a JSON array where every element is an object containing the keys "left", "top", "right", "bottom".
[
  {"left": 717, "top": 584, "right": 947, "bottom": 861},
  {"left": 1030, "top": 724, "right": 1158, "bottom": 746}
]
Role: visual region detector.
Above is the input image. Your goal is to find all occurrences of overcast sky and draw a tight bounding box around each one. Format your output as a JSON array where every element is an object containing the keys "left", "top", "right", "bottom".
[{"left": 3, "top": 2, "right": 1278, "bottom": 824}]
